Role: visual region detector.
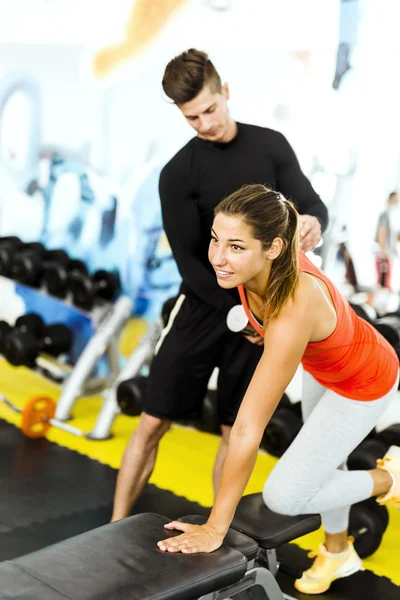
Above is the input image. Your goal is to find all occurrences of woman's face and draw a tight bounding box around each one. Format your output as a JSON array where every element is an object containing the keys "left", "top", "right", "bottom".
[{"left": 208, "top": 213, "right": 269, "bottom": 289}]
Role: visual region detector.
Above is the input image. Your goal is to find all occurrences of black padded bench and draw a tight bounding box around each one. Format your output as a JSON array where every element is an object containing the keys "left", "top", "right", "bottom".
[{"left": 0, "top": 494, "right": 321, "bottom": 600}]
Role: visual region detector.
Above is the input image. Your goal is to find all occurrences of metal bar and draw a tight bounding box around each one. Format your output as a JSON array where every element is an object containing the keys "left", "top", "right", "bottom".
[
  {"left": 48, "top": 418, "right": 83, "bottom": 437},
  {"left": 0, "top": 395, "right": 22, "bottom": 413}
]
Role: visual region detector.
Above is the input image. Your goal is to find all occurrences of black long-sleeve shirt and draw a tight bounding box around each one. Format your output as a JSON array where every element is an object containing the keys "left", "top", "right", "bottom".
[{"left": 159, "top": 122, "right": 328, "bottom": 315}]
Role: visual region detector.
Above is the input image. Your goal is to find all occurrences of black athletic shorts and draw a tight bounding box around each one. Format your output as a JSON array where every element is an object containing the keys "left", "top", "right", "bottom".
[{"left": 144, "top": 292, "right": 263, "bottom": 426}]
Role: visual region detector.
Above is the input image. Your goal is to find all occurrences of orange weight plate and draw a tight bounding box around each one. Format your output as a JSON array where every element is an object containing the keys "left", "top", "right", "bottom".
[{"left": 21, "top": 396, "right": 56, "bottom": 439}]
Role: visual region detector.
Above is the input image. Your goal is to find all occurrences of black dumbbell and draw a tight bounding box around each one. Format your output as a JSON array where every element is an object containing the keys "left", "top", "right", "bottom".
[
  {"left": 261, "top": 408, "right": 303, "bottom": 457},
  {"left": 116, "top": 376, "right": 147, "bottom": 416},
  {"left": 347, "top": 438, "right": 389, "bottom": 471},
  {"left": 349, "top": 498, "right": 388, "bottom": 558},
  {"left": 373, "top": 313, "right": 400, "bottom": 348},
  {"left": 15, "top": 313, "right": 47, "bottom": 338},
  {"left": 3, "top": 320, "right": 73, "bottom": 367},
  {"left": 10, "top": 242, "right": 47, "bottom": 287},
  {"left": 0, "top": 314, "right": 45, "bottom": 356},
  {"left": 374, "top": 424, "right": 400, "bottom": 448},
  {"left": 279, "top": 393, "right": 303, "bottom": 420},
  {"left": 0, "top": 237, "right": 23, "bottom": 277},
  {"left": 41, "top": 253, "right": 88, "bottom": 299},
  {"left": 69, "top": 269, "right": 120, "bottom": 311}
]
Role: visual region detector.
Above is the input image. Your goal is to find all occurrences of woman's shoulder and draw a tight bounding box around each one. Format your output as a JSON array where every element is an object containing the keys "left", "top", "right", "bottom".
[{"left": 273, "top": 272, "right": 315, "bottom": 324}]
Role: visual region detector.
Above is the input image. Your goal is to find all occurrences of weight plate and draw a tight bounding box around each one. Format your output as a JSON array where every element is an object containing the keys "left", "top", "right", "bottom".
[
  {"left": 261, "top": 408, "right": 303, "bottom": 457},
  {"left": 21, "top": 396, "right": 56, "bottom": 439},
  {"left": 92, "top": 269, "right": 120, "bottom": 301},
  {"left": 349, "top": 502, "right": 384, "bottom": 558},
  {"left": 348, "top": 439, "right": 388, "bottom": 471}
]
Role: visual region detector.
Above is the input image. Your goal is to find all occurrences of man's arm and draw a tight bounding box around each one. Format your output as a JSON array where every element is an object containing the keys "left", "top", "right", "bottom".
[
  {"left": 274, "top": 132, "right": 329, "bottom": 233},
  {"left": 159, "top": 163, "right": 236, "bottom": 315}
]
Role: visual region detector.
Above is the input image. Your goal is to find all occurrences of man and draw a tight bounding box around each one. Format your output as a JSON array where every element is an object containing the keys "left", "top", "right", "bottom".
[
  {"left": 375, "top": 191, "right": 399, "bottom": 290},
  {"left": 111, "top": 48, "right": 328, "bottom": 521}
]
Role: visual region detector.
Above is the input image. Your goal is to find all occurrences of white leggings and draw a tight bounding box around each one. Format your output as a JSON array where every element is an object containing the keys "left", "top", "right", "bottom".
[{"left": 263, "top": 370, "right": 399, "bottom": 533}]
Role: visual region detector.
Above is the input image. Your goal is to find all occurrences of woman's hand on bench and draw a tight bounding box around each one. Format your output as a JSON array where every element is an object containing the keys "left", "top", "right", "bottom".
[{"left": 157, "top": 521, "right": 224, "bottom": 554}]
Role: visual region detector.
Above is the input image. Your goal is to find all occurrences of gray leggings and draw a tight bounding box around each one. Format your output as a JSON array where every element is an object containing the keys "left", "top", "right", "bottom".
[{"left": 263, "top": 370, "right": 399, "bottom": 533}]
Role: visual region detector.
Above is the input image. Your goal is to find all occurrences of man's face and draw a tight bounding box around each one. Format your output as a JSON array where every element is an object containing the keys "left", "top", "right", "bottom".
[{"left": 178, "top": 83, "right": 232, "bottom": 143}]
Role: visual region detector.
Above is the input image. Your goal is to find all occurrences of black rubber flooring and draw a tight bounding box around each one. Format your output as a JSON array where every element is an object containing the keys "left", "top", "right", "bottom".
[{"left": 1, "top": 418, "right": 399, "bottom": 600}]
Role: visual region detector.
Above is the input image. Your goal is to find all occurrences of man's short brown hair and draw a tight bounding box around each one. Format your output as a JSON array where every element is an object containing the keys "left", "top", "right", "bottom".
[{"left": 162, "top": 48, "right": 222, "bottom": 105}]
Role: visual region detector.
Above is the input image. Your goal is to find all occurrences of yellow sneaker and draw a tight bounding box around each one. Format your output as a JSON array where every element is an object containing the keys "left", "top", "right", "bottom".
[
  {"left": 294, "top": 538, "right": 363, "bottom": 595},
  {"left": 376, "top": 445, "right": 400, "bottom": 508}
]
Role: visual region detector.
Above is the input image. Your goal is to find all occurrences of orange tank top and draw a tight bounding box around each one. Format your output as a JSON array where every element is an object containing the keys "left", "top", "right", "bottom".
[{"left": 238, "top": 252, "right": 399, "bottom": 401}]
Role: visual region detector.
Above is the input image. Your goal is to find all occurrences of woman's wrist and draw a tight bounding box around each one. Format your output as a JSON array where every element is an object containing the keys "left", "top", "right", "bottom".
[{"left": 206, "top": 515, "right": 231, "bottom": 537}]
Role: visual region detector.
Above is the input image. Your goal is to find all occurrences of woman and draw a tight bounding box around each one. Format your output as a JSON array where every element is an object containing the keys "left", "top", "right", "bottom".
[{"left": 157, "top": 184, "right": 399, "bottom": 595}]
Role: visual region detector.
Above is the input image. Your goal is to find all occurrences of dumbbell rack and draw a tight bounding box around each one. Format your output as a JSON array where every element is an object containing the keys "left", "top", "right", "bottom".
[
  {"left": 52, "top": 296, "right": 133, "bottom": 431},
  {"left": 87, "top": 317, "right": 163, "bottom": 440}
]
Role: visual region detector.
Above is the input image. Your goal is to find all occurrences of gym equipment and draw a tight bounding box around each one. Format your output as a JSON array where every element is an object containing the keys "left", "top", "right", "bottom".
[
  {"left": 10, "top": 241, "right": 47, "bottom": 286},
  {"left": 0, "top": 493, "right": 321, "bottom": 600},
  {"left": 0, "top": 395, "right": 83, "bottom": 439},
  {"left": 54, "top": 296, "right": 133, "bottom": 429},
  {"left": 278, "top": 392, "right": 303, "bottom": 420},
  {"left": 349, "top": 498, "right": 388, "bottom": 558},
  {"left": 261, "top": 407, "right": 303, "bottom": 457},
  {"left": 41, "top": 254, "right": 88, "bottom": 298},
  {"left": 373, "top": 313, "right": 400, "bottom": 348},
  {"left": 227, "top": 303, "right": 260, "bottom": 336},
  {"left": 0, "top": 313, "right": 47, "bottom": 357},
  {"left": 3, "top": 321, "right": 73, "bottom": 367},
  {"left": 0, "top": 236, "right": 23, "bottom": 276},
  {"left": 375, "top": 423, "right": 400, "bottom": 447},
  {"left": 69, "top": 268, "right": 121, "bottom": 310},
  {"left": 1, "top": 298, "right": 133, "bottom": 440},
  {"left": 87, "top": 314, "right": 162, "bottom": 440},
  {"left": 116, "top": 375, "right": 147, "bottom": 416},
  {"left": 15, "top": 312, "right": 47, "bottom": 338},
  {"left": 349, "top": 301, "right": 376, "bottom": 324},
  {"left": 347, "top": 438, "right": 389, "bottom": 471}
]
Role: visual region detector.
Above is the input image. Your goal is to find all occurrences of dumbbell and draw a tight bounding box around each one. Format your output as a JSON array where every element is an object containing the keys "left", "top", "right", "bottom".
[
  {"left": 116, "top": 376, "right": 147, "bottom": 416},
  {"left": 279, "top": 392, "right": 303, "bottom": 420},
  {"left": 3, "top": 315, "right": 73, "bottom": 367},
  {"left": 41, "top": 253, "right": 88, "bottom": 299},
  {"left": 347, "top": 438, "right": 389, "bottom": 471},
  {"left": 10, "top": 242, "right": 47, "bottom": 286},
  {"left": 69, "top": 269, "right": 121, "bottom": 310},
  {"left": 349, "top": 497, "right": 389, "bottom": 558},
  {"left": 0, "top": 236, "right": 23, "bottom": 277},
  {"left": 0, "top": 313, "right": 46, "bottom": 360},
  {"left": 261, "top": 407, "right": 303, "bottom": 457},
  {"left": 374, "top": 423, "right": 400, "bottom": 448},
  {"left": 373, "top": 313, "right": 400, "bottom": 348}
]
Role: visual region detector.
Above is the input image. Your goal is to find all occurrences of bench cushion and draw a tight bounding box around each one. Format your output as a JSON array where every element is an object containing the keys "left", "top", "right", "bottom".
[
  {"left": 0, "top": 513, "right": 247, "bottom": 600},
  {"left": 233, "top": 493, "right": 321, "bottom": 548},
  {"left": 178, "top": 515, "right": 259, "bottom": 561}
]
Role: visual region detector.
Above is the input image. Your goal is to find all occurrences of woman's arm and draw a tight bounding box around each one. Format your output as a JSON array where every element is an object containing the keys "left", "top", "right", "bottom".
[{"left": 157, "top": 281, "right": 315, "bottom": 553}]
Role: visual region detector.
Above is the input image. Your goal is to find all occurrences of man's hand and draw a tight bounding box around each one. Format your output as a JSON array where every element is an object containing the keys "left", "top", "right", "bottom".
[
  {"left": 157, "top": 521, "right": 224, "bottom": 554},
  {"left": 242, "top": 332, "right": 264, "bottom": 346},
  {"left": 298, "top": 214, "right": 321, "bottom": 252}
]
